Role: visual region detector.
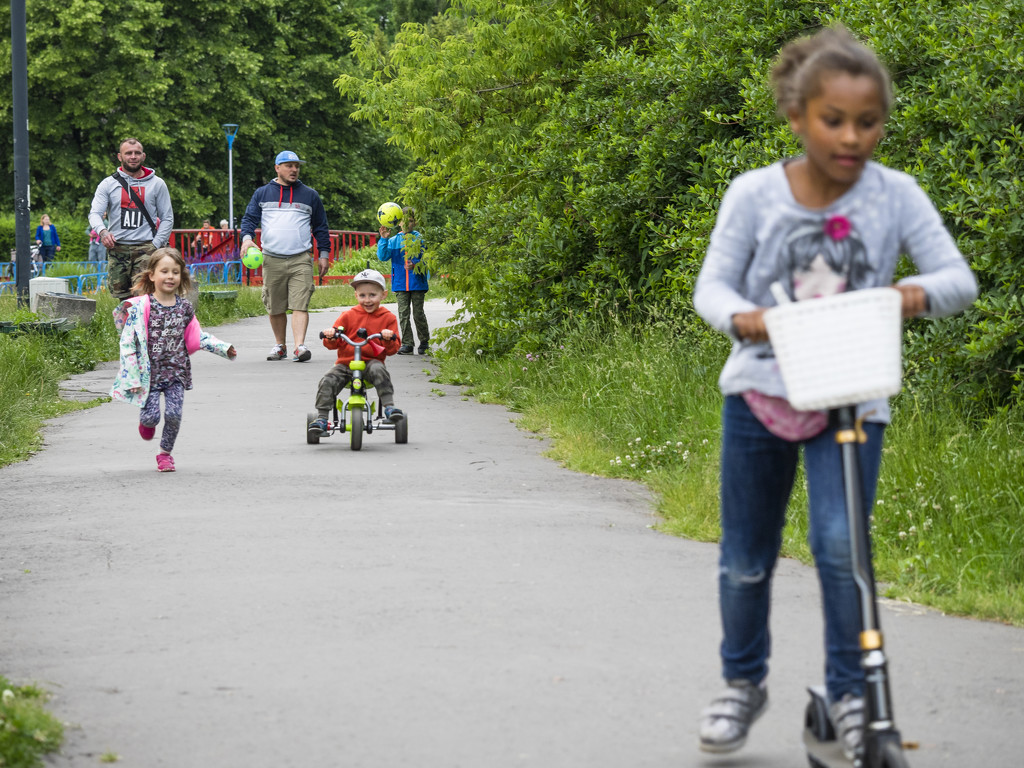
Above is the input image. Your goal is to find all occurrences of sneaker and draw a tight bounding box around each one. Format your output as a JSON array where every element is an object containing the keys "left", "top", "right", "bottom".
[
  {"left": 418, "top": 344, "right": 430, "bottom": 355},
  {"left": 267, "top": 343, "right": 286, "bottom": 361},
  {"left": 156, "top": 453, "right": 175, "bottom": 472},
  {"left": 698, "top": 679, "right": 768, "bottom": 754},
  {"left": 829, "top": 693, "right": 865, "bottom": 762},
  {"left": 384, "top": 406, "right": 405, "bottom": 423},
  {"left": 397, "top": 345, "right": 414, "bottom": 355},
  {"left": 308, "top": 417, "right": 329, "bottom": 436},
  {"left": 293, "top": 345, "right": 312, "bottom": 362},
  {"left": 139, "top": 423, "right": 155, "bottom": 441}
]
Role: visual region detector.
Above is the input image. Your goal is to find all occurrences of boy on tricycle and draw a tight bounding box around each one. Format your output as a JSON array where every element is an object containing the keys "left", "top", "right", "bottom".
[{"left": 307, "top": 269, "right": 405, "bottom": 440}]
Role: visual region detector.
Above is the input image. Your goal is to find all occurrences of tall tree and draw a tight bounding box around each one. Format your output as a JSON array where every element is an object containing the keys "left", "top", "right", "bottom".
[{"left": 0, "top": 0, "right": 409, "bottom": 228}]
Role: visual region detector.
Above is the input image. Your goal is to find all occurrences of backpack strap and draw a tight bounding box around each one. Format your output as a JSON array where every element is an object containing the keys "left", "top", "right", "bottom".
[{"left": 111, "top": 172, "right": 158, "bottom": 236}]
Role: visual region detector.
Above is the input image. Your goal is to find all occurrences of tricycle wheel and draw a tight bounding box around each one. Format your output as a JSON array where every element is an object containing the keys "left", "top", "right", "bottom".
[
  {"left": 395, "top": 414, "right": 408, "bottom": 444},
  {"left": 305, "top": 411, "right": 320, "bottom": 445},
  {"left": 350, "top": 407, "right": 363, "bottom": 451}
]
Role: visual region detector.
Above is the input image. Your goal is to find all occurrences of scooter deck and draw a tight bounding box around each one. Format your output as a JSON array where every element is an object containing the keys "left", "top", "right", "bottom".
[{"left": 803, "top": 729, "right": 855, "bottom": 768}]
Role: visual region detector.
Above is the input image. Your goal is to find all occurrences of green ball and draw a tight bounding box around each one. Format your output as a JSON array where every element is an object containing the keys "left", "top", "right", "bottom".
[{"left": 242, "top": 245, "right": 264, "bottom": 269}]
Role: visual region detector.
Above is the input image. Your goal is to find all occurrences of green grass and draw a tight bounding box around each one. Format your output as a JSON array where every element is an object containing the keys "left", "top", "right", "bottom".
[
  {"left": 0, "top": 292, "right": 121, "bottom": 465},
  {"left": 434, "top": 317, "right": 1024, "bottom": 627},
  {"left": 0, "top": 676, "right": 64, "bottom": 768},
  {"left": 35, "top": 262, "right": 101, "bottom": 278}
]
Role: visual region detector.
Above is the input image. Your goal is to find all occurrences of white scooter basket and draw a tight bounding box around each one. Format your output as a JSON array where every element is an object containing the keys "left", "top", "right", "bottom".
[{"left": 763, "top": 287, "right": 903, "bottom": 411}]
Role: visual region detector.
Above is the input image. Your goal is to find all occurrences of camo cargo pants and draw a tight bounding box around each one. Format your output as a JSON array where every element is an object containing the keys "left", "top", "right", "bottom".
[{"left": 108, "top": 242, "right": 155, "bottom": 301}]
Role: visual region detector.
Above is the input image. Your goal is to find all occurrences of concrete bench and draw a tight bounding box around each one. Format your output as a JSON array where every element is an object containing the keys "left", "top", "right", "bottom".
[{"left": 35, "top": 292, "right": 97, "bottom": 327}]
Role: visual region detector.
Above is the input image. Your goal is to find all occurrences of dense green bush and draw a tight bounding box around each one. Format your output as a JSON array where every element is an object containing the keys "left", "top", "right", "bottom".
[{"left": 342, "top": 0, "right": 1024, "bottom": 411}]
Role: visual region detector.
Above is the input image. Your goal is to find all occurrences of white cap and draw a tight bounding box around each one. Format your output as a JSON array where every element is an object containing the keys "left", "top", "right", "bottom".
[{"left": 351, "top": 268, "right": 386, "bottom": 290}]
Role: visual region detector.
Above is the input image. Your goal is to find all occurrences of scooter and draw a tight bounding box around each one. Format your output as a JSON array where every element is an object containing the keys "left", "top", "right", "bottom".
[{"left": 802, "top": 405, "right": 910, "bottom": 768}]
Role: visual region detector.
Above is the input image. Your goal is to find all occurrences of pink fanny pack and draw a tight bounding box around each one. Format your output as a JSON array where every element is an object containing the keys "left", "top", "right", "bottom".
[{"left": 742, "top": 391, "right": 828, "bottom": 442}]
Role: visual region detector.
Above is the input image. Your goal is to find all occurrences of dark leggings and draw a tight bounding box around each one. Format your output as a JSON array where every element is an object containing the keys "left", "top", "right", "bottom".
[{"left": 141, "top": 380, "right": 185, "bottom": 453}]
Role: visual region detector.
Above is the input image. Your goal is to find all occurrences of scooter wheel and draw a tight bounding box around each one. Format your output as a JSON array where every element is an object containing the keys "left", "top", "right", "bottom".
[
  {"left": 804, "top": 696, "right": 835, "bottom": 742},
  {"left": 879, "top": 740, "right": 911, "bottom": 768}
]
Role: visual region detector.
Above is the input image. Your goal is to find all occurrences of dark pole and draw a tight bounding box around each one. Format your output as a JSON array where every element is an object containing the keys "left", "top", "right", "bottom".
[{"left": 11, "top": 0, "right": 31, "bottom": 307}]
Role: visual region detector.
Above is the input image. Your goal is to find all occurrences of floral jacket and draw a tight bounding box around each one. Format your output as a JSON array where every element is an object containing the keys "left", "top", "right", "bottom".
[{"left": 111, "top": 294, "right": 234, "bottom": 408}]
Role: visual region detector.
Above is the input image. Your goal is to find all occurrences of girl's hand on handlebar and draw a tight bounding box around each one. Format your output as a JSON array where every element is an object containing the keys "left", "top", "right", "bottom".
[
  {"left": 732, "top": 308, "right": 769, "bottom": 343},
  {"left": 319, "top": 327, "right": 338, "bottom": 339},
  {"left": 896, "top": 284, "right": 928, "bottom": 318},
  {"left": 380, "top": 329, "right": 395, "bottom": 341}
]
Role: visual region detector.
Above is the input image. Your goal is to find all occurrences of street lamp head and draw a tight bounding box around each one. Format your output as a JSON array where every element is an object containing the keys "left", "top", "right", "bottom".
[{"left": 221, "top": 123, "right": 239, "bottom": 138}]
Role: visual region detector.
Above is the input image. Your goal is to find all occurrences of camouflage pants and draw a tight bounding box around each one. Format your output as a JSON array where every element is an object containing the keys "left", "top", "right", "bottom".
[{"left": 108, "top": 242, "right": 155, "bottom": 300}]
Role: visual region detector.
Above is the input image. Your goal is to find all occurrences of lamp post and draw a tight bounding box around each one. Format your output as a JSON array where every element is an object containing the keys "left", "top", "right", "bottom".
[
  {"left": 221, "top": 124, "right": 239, "bottom": 229},
  {"left": 11, "top": 0, "right": 31, "bottom": 306}
]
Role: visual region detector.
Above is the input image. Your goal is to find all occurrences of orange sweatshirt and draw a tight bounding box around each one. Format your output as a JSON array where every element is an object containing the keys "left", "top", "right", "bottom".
[{"left": 322, "top": 305, "right": 401, "bottom": 365}]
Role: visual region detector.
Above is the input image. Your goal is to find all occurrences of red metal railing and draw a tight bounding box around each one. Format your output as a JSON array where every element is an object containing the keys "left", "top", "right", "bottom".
[{"left": 168, "top": 228, "right": 379, "bottom": 285}]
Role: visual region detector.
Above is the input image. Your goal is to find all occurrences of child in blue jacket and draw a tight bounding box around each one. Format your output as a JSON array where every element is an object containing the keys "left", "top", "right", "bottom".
[{"left": 377, "top": 207, "right": 429, "bottom": 355}]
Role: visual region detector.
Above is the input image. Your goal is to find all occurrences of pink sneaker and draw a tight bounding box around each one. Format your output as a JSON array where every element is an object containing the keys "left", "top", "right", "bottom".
[
  {"left": 156, "top": 454, "right": 175, "bottom": 472},
  {"left": 139, "top": 423, "right": 156, "bottom": 441}
]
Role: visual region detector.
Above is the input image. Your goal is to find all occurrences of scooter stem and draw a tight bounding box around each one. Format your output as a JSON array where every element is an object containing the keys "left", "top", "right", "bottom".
[
  {"left": 835, "top": 405, "right": 902, "bottom": 762},
  {"left": 835, "top": 405, "right": 878, "bottom": 633}
]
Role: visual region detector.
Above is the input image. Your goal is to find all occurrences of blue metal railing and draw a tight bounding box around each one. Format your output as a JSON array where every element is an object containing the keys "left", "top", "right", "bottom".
[{"left": 0, "top": 259, "right": 245, "bottom": 296}]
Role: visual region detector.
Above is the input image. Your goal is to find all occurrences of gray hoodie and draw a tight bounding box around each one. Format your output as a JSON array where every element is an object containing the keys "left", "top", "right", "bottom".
[{"left": 89, "top": 167, "right": 174, "bottom": 248}]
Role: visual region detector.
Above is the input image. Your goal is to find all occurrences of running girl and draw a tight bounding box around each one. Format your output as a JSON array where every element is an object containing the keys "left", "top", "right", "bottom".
[{"left": 111, "top": 248, "right": 236, "bottom": 472}]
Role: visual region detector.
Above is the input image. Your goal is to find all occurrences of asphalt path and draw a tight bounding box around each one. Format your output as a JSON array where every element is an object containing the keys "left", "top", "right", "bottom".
[{"left": 2, "top": 299, "right": 1022, "bottom": 767}]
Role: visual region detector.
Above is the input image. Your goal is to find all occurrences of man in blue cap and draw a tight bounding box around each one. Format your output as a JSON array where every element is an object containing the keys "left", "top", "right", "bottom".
[{"left": 240, "top": 150, "right": 331, "bottom": 362}]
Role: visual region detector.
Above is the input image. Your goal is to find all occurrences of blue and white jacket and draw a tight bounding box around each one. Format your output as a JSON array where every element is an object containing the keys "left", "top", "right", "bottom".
[
  {"left": 377, "top": 230, "right": 428, "bottom": 292},
  {"left": 240, "top": 180, "right": 331, "bottom": 258}
]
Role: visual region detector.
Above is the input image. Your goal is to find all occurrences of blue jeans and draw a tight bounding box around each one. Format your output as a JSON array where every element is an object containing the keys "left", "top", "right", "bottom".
[{"left": 717, "top": 395, "right": 884, "bottom": 702}]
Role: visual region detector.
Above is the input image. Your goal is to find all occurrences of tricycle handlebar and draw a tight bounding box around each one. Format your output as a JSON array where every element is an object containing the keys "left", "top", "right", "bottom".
[{"left": 319, "top": 328, "right": 384, "bottom": 348}]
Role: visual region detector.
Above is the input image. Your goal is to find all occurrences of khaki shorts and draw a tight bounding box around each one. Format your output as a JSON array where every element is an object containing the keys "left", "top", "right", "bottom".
[{"left": 261, "top": 253, "right": 314, "bottom": 315}]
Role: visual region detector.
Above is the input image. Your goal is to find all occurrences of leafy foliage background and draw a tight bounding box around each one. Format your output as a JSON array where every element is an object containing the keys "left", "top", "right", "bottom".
[
  {"left": 0, "top": 0, "right": 436, "bottom": 228},
  {"left": 0, "top": 0, "right": 1020, "bottom": 410},
  {"left": 340, "top": 0, "right": 1023, "bottom": 411}
]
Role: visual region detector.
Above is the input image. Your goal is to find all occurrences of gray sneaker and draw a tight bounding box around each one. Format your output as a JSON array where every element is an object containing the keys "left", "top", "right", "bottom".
[
  {"left": 698, "top": 679, "right": 768, "bottom": 753},
  {"left": 829, "top": 693, "right": 865, "bottom": 762}
]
